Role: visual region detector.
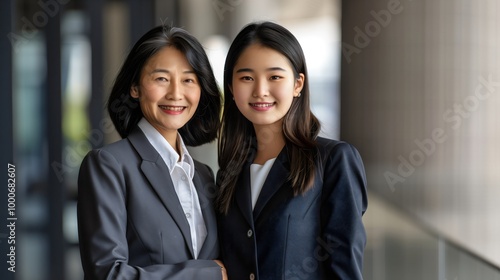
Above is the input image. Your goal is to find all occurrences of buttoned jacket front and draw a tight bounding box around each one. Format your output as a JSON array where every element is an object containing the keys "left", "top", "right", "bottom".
[
  {"left": 217, "top": 137, "right": 368, "bottom": 280},
  {"left": 78, "top": 127, "right": 221, "bottom": 280}
]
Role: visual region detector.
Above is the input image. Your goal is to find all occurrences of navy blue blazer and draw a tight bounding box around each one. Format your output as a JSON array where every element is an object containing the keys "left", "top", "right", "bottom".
[
  {"left": 217, "top": 137, "right": 368, "bottom": 280},
  {"left": 78, "top": 127, "right": 222, "bottom": 280}
]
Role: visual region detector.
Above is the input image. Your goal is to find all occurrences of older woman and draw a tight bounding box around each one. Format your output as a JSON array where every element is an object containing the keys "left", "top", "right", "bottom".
[{"left": 77, "top": 25, "right": 225, "bottom": 280}]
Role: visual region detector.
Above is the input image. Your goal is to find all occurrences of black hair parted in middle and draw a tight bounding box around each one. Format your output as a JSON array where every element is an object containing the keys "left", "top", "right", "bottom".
[
  {"left": 107, "top": 24, "right": 222, "bottom": 146},
  {"left": 217, "top": 21, "right": 321, "bottom": 214}
]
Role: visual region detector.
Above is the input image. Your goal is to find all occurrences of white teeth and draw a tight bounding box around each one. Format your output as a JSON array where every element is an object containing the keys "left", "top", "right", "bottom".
[
  {"left": 160, "top": 105, "right": 184, "bottom": 111},
  {"left": 251, "top": 103, "right": 273, "bottom": 108}
]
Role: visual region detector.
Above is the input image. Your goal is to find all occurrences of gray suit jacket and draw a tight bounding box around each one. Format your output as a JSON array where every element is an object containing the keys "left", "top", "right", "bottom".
[{"left": 77, "top": 127, "right": 221, "bottom": 280}]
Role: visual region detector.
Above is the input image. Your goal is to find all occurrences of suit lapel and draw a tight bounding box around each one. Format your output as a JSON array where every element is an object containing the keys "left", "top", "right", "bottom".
[
  {"left": 234, "top": 144, "right": 291, "bottom": 223},
  {"left": 252, "top": 153, "right": 289, "bottom": 220},
  {"left": 128, "top": 127, "right": 194, "bottom": 258},
  {"left": 235, "top": 161, "right": 254, "bottom": 227}
]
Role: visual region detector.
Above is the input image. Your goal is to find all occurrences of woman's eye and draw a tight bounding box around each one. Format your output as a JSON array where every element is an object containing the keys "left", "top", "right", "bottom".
[
  {"left": 270, "top": 75, "right": 282, "bottom": 80},
  {"left": 184, "top": 78, "right": 195, "bottom": 83},
  {"left": 156, "top": 77, "right": 168, "bottom": 82},
  {"left": 241, "top": 76, "right": 253, "bottom": 81}
]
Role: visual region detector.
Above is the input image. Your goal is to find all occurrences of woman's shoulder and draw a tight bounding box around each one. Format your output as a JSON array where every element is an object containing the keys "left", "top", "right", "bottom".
[
  {"left": 316, "top": 136, "right": 342, "bottom": 147},
  {"left": 192, "top": 159, "right": 215, "bottom": 178},
  {"left": 99, "top": 137, "right": 131, "bottom": 151},
  {"left": 315, "top": 137, "right": 363, "bottom": 163},
  {"left": 85, "top": 137, "right": 134, "bottom": 161},
  {"left": 316, "top": 136, "right": 357, "bottom": 151}
]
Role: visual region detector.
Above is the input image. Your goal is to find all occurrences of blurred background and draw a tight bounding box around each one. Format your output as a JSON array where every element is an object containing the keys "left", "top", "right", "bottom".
[{"left": 1, "top": 0, "right": 499, "bottom": 279}]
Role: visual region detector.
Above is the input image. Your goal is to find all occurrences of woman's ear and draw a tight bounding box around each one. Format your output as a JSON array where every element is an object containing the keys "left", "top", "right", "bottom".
[
  {"left": 294, "top": 73, "right": 305, "bottom": 97},
  {"left": 130, "top": 85, "right": 139, "bottom": 99}
]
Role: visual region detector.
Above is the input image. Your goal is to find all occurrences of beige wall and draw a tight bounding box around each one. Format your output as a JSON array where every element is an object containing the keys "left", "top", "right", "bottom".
[{"left": 341, "top": 0, "right": 500, "bottom": 267}]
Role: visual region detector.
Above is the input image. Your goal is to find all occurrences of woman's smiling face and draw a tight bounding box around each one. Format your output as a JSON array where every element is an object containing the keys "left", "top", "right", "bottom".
[
  {"left": 131, "top": 46, "right": 201, "bottom": 138},
  {"left": 231, "top": 43, "right": 304, "bottom": 130}
]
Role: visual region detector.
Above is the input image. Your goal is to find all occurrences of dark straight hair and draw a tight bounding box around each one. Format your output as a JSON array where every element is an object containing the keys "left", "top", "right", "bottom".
[
  {"left": 217, "top": 21, "right": 321, "bottom": 214},
  {"left": 107, "top": 25, "right": 221, "bottom": 146}
]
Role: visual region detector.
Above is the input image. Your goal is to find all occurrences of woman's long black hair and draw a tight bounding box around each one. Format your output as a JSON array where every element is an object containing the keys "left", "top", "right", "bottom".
[{"left": 217, "top": 21, "right": 321, "bottom": 214}]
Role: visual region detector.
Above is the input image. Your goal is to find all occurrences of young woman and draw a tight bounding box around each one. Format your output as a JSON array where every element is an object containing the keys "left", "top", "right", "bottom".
[
  {"left": 78, "top": 25, "right": 227, "bottom": 279},
  {"left": 217, "top": 21, "right": 368, "bottom": 279}
]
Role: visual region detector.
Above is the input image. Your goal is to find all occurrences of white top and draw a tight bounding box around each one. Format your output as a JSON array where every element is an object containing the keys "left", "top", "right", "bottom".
[
  {"left": 138, "top": 118, "right": 207, "bottom": 259},
  {"left": 250, "top": 158, "right": 277, "bottom": 210}
]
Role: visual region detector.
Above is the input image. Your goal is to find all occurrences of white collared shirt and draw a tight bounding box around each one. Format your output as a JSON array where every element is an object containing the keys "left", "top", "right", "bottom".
[{"left": 138, "top": 118, "right": 207, "bottom": 259}]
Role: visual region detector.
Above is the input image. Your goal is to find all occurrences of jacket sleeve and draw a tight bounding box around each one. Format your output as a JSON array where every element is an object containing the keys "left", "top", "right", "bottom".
[
  {"left": 320, "top": 142, "right": 368, "bottom": 280},
  {"left": 77, "top": 149, "right": 222, "bottom": 280}
]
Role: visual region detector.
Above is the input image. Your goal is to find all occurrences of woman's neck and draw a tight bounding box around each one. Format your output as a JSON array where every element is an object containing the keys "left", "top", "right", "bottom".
[
  {"left": 253, "top": 123, "right": 285, "bottom": 165},
  {"left": 163, "top": 131, "right": 181, "bottom": 157},
  {"left": 149, "top": 121, "right": 181, "bottom": 156}
]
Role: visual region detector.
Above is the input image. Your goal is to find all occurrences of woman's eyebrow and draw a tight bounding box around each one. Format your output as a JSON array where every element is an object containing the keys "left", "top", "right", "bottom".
[
  {"left": 235, "top": 68, "right": 253, "bottom": 73},
  {"left": 266, "top": 67, "right": 286, "bottom": 72},
  {"left": 235, "top": 67, "right": 286, "bottom": 73},
  {"left": 150, "top": 69, "right": 196, "bottom": 74}
]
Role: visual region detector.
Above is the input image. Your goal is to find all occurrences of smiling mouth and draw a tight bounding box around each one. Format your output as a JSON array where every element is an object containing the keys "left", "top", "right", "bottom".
[
  {"left": 250, "top": 102, "right": 275, "bottom": 108},
  {"left": 159, "top": 105, "right": 186, "bottom": 111}
]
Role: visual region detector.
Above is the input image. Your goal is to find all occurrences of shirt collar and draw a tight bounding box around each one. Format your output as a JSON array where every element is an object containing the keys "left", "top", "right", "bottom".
[{"left": 137, "top": 118, "right": 194, "bottom": 178}]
